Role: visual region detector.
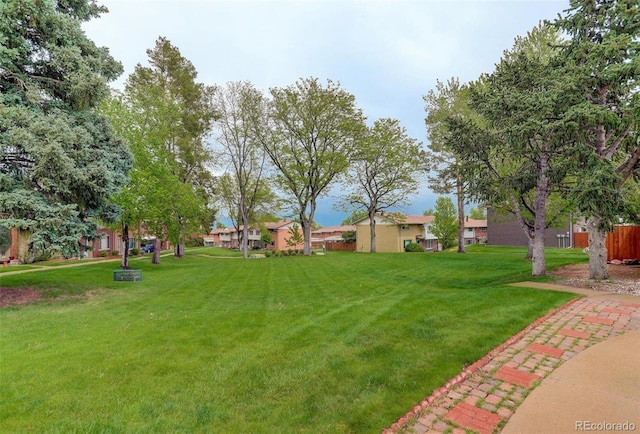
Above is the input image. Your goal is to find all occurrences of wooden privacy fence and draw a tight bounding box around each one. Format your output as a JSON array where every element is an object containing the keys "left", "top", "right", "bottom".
[
  {"left": 325, "top": 241, "right": 356, "bottom": 252},
  {"left": 311, "top": 241, "right": 356, "bottom": 252},
  {"left": 573, "top": 232, "right": 588, "bottom": 249},
  {"left": 573, "top": 225, "right": 640, "bottom": 261}
]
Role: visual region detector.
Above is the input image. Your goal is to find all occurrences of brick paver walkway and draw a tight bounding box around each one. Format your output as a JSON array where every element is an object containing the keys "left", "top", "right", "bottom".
[{"left": 383, "top": 293, "right": 640, "bottom": 434}]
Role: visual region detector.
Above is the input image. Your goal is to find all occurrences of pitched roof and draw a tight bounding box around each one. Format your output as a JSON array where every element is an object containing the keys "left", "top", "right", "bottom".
[
  {"left": 210, "top": 228, "right": 231, "bottom": 234},
  {"left": 211, "top": 221, "right": 296, "bottom": 233},
  {"left": 354, "top": 213, "right": 435, "bottom": 225},
  {"left": 465, "top": 218, "right": 487, "bottom": 228},
  {"left": 264, "top": 221, "right": 294, "bottom": 230},
  {"left": 403, "top": 215, "right": 435, "bottom": 224},
  {"left": 312, "top": 225, "right": 355, "bottom": 234}
]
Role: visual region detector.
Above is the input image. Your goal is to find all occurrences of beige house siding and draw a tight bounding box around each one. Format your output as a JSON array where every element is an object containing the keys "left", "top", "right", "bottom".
[
  {"left": 356, "top": 215, "right": 428, "bottom": 252},
  {"left": 399, "top": 225, "right": 424, "bottom": 250},
  {"left": 357, "top": 223, "right": 400, "bottom": 252}
]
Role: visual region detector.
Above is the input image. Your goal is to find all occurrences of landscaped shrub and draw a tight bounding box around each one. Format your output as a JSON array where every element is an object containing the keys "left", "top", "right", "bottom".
[
  {"left": 265, "top": 251, "right": 272, "bottom": 258},
  {"left": 99, "top": 250, "right": 108, "bottom": 257},
  {"left": 34, "top": 250, "right": 54, "bottom": 262},
  {"left": 405, "top": 242, "right": 424, "bottom": 252},
  {"left": 186, "top": 237, "right": 204, "bottom": 247},
  {"left": 287, "top": 249, "right": 294, "bottom": 256},
  {"left": 130, "top": 248, "right": 140, "bottom": 256},
  {"left": 111, "top": 250, "right": 119, "bottom": 256}
]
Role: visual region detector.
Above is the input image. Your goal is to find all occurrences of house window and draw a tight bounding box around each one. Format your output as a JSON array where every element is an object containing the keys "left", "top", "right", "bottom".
[
  {"left": 465, "top": 239, "right": 472, "bottom": 245},
  {"left": 129, "top": 238, "right": 136, "bottom": 249},
  {"left": 401, "top": 225, "right": 410, "bottom": 230},
  {"left": 404, "top": 240, "right": 411, "bottom": 248},
  {"left": 426, "top": 240, "right": 433, "bottom": 249},
  {"left": 100, "top": 235, "right": 110, "bottom": 250}
]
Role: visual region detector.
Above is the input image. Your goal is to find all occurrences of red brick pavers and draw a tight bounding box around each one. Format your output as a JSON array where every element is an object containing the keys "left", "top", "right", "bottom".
[
  {"left": 383, "top": 294, "right": 640, "bottom": 434},
  {"left": 494, "top": 366, "right": 541, "bottom": 388},
  {"left": 444, "top": 402, "right": 503, "bottom": 434}
]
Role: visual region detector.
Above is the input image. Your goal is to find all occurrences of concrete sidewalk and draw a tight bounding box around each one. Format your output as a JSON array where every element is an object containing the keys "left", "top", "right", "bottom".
[
  {"left": 503, "top": 330, "right": 640, "bottom": 434},
  {"left": 385, "top": 283, "right": 640, "bottom": 434}
]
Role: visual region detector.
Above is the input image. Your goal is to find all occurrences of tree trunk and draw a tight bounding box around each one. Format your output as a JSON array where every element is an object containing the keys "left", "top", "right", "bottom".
[
  {"left": 531, "top": 234, "right": 546, "bottom": 276},
  {"left": 530, "top": 153, "right": 550, "bottom": 276},
  {"left": 241, "top": 212, "right": 249, "bottom": 259},
  {"left": 301, "top": 219, "right": 312, "bottom": 255},
  {"left": 174, "top": 214, "right": 185, "bottom": 258},
  {"left": 507, "top": 191, "right": 534, "bottom": 261},
  {"left": 301, "top": 201, "right": 316, "bottom": 256},
  {"left": 369, "top": 210, "right": 377, "bottom": 253},
  {"left": 152, "top": 238, "right": 160, "bottom": 264},
  {"left": 456, "top": 179, "right": 466, "bottom": 253},
  {"left": 173, "top": 242, "right": 185, "bottom": 258},
  {"left": 526, "top": 239, "right": 534, "bottom": 260},
  {"left": 121, "top": 223, "right": 130, "bottom": 269},
  {"left": 587, "top": 216, "right": 609, "bottom": 279}
]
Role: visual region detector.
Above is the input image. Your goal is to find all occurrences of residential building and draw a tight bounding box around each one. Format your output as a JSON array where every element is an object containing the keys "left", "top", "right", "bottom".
[
  {"left": 311, "top": 225, "right": 356, "bottom": 251},
  {"left": 206, "top": 221, "right": 304, "bottom": 251},
  {"left": 353, "top": 214, "right": 488, "bottom": 252},
  {"left": 421, "top": 219, "right": 440, "bottom": 251},
  {"left": 463, "top": 217, "right": 488, "bottom": 245},
  {"left": 208, "top": 227, "right": 238, "bottom": 248},
  {"left": 264, "top": 221, "right": 304, "bottom": 250},
  {"left": 81, "top": 228, "right": 170, "bottom": 258},
  {"left": 486, "top": 208, "right": 571, "bottom": 248},
  {"left": 354, "top": 214, "right": 436, "bottom": 252},
  {"left": 2, "top": 227, "right": 21, "bottom": 264}
]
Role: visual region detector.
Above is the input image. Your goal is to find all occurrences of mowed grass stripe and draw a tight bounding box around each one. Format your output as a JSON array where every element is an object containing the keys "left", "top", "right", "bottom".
[{"left": 0, "top": 246, "right": 582, "bottom": 433}]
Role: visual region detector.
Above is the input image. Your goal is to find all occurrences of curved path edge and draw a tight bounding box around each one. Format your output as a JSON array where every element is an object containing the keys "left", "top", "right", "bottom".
[{"left": 386, "top": 282, "right": 640, "bottom": 434}]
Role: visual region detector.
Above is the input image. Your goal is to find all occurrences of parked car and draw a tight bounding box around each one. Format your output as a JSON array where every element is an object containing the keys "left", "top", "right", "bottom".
[{"left": 141, "top": 244, "right": 155, "bottom": 253}]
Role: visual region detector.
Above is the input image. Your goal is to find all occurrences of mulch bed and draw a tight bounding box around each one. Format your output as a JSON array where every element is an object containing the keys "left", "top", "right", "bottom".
[
  {"left": 552, "top": 262, "right": 640, "bottom": 280},
  {"left": 551, "top": 263, "right": 640, "bottom": 296}
]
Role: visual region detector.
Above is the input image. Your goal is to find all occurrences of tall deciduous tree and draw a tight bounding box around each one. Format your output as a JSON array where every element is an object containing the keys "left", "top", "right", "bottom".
[
  {"left": 124, "top": 37, "right": 217, "bottom": 259},
  {"left": 0, "top": 0, "right": 132, "bottom": 258},
  {"left": 212, "top": 81, "right": 275, "bottom": 258},
  {"left": 261, "top": 78, "right": 365, "bottom": 255},
  {"left": 469, "top": 207, "right": 486, "bottom": 220},
  {"left": 215, "top": 172, "right": 279, "bottom": 253},
  {"left": 343, "top": 118, "right": 424, "bottom": 253},
  {"left": 432, "top": 197, "right": 458, "bottom": 250},
  {"left": 424, "top": 78, "right": 475, "bottom": 253},
  {"left": 100, "top": 93, "right": 147, "bottom": 269},
  {"left": 555, "top": 0, "right": 640, "bottom": 279}
]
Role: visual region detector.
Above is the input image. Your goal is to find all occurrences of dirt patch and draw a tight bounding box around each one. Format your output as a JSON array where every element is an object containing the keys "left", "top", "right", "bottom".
[
  {"left": 0, "top": 287, "right": 43, "bottom": 308},
  {"left": 551, "top": 263, "right": 640, "bottom": 296},
  {"left": 0, "top": 288, "right": 108, "bottom": 308}
]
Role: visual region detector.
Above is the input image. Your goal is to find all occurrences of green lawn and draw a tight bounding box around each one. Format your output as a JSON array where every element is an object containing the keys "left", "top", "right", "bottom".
[{"left": 0, "top": 246, "right": 585, "bottom": 433}]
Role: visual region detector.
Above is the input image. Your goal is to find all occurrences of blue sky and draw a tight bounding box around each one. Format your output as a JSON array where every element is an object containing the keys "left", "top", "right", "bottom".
[{"left": 84, "top": 0, "right": 568, "bottom": 227}]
